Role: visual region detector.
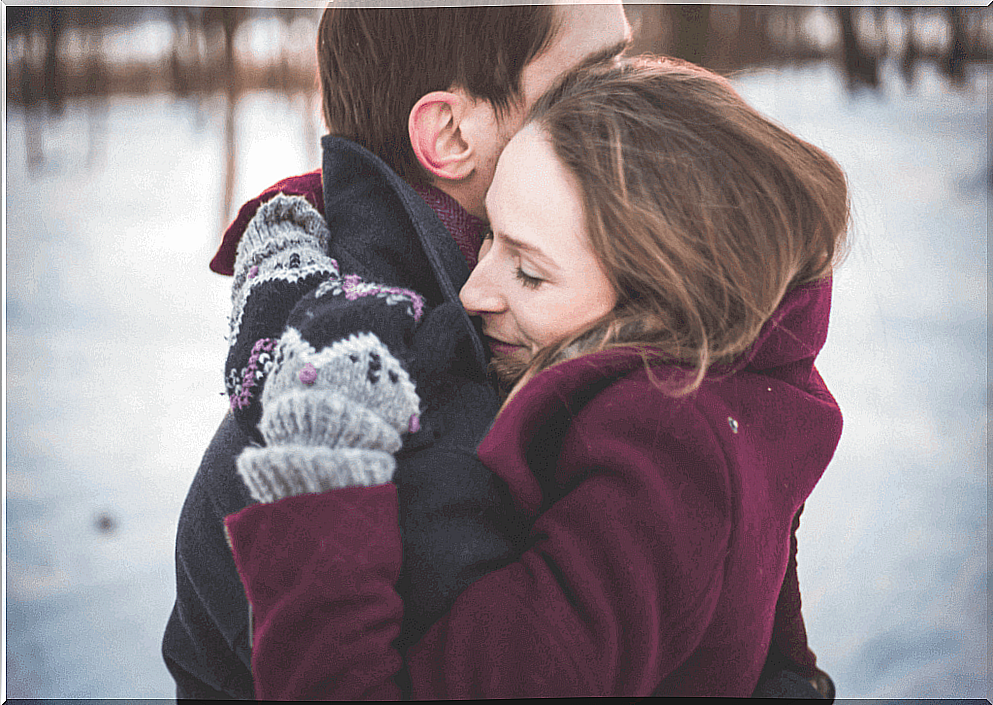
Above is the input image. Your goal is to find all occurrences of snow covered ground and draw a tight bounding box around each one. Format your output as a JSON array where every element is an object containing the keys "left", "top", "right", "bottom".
[
  {"left": 4, "top": 59, "right": 987, "bottom": 699},
  {"left": 735, "top": 60, "right": 988, "bottom": 701}
]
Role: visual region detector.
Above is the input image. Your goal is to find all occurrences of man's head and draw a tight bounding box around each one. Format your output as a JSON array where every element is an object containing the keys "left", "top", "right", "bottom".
[{"left": 317, "top": 3, "right": 631, "bottom": 219}]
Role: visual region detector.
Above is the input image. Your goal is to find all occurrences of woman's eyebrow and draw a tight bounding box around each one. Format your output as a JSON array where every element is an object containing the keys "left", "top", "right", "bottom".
[{"left": 497, "top": 231, "right": 560, "bottom": 273}]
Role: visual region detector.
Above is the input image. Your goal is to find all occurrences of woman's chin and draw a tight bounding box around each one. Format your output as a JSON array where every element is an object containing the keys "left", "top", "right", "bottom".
[{"left": 489, "top": 347, "right": 533, "bottom": 388}]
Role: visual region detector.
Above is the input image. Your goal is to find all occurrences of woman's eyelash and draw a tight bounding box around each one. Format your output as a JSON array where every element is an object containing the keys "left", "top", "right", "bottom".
[
  {"left": 515, "top": 266, "right": 543, "bottom": 289},
  {"left": 483, "top": 229, "right": 542, "bottom": 288}
]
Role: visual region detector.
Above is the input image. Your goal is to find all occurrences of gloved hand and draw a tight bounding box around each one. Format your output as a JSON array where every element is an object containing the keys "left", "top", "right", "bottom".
[
  {"left": 225, "top": 194, "right": 340, "bottom": 436},
  {"left": 260, "top": 329, "right": 421, "bottom": 449},
  {"left": 230, "top": 193, "right": 333, "bottom": 309},
  {"left": 236, "top": 259, "right": 428, "bottom": 503},
  {"left": 237, "top": 330, "right": 421, "bottom": 503}
]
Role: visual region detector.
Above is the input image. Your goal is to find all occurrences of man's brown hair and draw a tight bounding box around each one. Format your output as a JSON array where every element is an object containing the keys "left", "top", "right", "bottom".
[
  {"left": 515, "top": 57, "right": 850, "bottom": 394},
  {"left": 317, "top": 6, "right": 557, "bottom": 184}
]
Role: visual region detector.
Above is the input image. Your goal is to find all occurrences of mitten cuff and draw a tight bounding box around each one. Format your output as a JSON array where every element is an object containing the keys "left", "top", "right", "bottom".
[
  {"left": 259, "top": 389, "right": 404, "bottom": 453},
  {"left": 236, "top": 445, "right": 396, "bottom": 503}
]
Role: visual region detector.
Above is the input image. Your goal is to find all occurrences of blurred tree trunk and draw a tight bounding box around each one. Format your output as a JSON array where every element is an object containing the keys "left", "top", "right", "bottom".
[
  {"left": 84, "top": 21, "right": 108, "bottom": 169},
  {"left": 735, "top": 7, "right": 766, "bottom": 67},
  {"left": 303, "top": 91, "right": 320, "bottom": 166},
  {"left": 169, "top": 7, "right": 193, "bottom": 97},
  {"left": 900, "top": 7, "right": 919, "bottom": 88},
  {"left": 837, "top": 7, "right": 879, "bottom": 90},
  {"left": 944, "top": 7, "right": 967, "bottom": 85},
  {"left": 671, "top": 5, "right": 712, "bottom": 65},
  {"left": 220, "top": 8, "right": 239, "bottom": 230},
  {"left": 42, "top": 7, "right": 68, "bottom": 115}
]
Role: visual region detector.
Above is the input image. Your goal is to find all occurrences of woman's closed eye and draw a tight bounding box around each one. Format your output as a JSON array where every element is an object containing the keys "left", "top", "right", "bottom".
[
  {"left": 482, "top": 228, "right": 545, "bottom": 289},
  {"left": 514, "top": 264, "right": 544, "bottom": 289}
]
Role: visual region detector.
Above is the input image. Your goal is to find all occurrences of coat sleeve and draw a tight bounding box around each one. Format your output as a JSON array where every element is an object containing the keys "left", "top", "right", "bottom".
[
  {"left": 225, "top": 485, "right": 405, "bottom": 700},
  {"left": 223, "top": 194, "right": 344, "bottom": 440},
  {"left": 225, "top": 407, "right": 734, "bottom": 699},
  {"left": 163, "top": 413, "right": 256, "bottom": 699}
]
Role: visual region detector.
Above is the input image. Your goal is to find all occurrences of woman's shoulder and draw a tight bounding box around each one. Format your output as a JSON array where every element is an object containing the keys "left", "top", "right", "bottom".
[
  {"left": 556, "top": 351, "right": 741, "bottom": 463},
  {"left": 479, "top": 347, "right": 737, "bottom": 518},
  {"left": 494, "top": 344, "right": 808, "bottom": 481},
  {"left": 532, "top": 344, "right": 839, "bottom": 518},
  {"left": 485, "top": 350, "right": 726, "bottom": 465},
  {"left": 513, "top": 347, "right": 709, "bottom": 427}
]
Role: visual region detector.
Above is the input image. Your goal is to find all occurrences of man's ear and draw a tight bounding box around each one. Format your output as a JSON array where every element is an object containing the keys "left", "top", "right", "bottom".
[{"left": 408, "top": 91, "right": 476, "bottom": 182}]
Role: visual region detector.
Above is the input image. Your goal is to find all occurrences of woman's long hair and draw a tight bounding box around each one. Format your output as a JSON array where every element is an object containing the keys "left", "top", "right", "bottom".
[{"left": 505, "top": 56, "right": 849, "bottom": 395}]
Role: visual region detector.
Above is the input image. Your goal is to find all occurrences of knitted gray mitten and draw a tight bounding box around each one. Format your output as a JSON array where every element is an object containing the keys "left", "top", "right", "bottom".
[
  {"left": 236, "top": 329, "right": 421, "bottom": 503},
  {"left": 225, "top": 194, "right": 341, "bottom": 436},
  {"left": 229, "top": 193, "right": 335, "bottom": 341}
]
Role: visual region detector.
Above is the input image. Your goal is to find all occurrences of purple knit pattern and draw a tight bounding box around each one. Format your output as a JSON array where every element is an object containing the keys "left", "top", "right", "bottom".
[
  {"left": 315, "top": 274, "right": 426, "bottom": 322},
  {"left": 231, "top": 337, "right": 278, "bottom": 410},
  {"left": 341, "top": 274, "right": 424, "bottom": 321},
  {"left": 412, "top": 184, "right": 487, "bottom": 270}
]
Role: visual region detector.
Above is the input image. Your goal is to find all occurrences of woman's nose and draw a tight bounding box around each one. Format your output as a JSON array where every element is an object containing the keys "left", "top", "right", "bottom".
[{"left": 460, "top": 260, "right": 503, "bottom": 316}]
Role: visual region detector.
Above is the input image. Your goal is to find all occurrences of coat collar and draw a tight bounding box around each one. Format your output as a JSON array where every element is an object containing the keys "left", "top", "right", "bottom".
[
  {"left": 741, "top": 278, "right": 833, "bottom": 372},
  {"left": 478, "top": 279, "right": 837, "bottom": 516},
  {"left": 319, "top": 135, "right": 487, "bottom": 372},
  {"left": 320, "top": 135, "right": 468, "bottom": 299},
  {"left": 501, "top": 278, "right": 835, "bottom": 407}
]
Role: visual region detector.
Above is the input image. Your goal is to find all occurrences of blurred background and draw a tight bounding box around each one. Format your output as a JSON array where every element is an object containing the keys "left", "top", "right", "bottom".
[{"left": 5, "top": 1, "right": 989, "bottom": 699}]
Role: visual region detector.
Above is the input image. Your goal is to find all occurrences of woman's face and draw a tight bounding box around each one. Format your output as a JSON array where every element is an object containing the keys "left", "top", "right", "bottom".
[{"left": 459, "top": 125, "right": 617, "bottom": 372}]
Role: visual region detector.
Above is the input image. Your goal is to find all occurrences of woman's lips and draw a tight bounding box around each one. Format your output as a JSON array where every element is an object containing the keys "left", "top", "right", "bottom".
[{"left": 486, "top": 337, "right": 527, "bottom": 357}]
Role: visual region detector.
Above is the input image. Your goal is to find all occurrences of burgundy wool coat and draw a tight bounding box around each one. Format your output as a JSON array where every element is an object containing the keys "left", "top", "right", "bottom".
[{"left": 224, "top": 278, "right": 842, "bottom": 699}]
